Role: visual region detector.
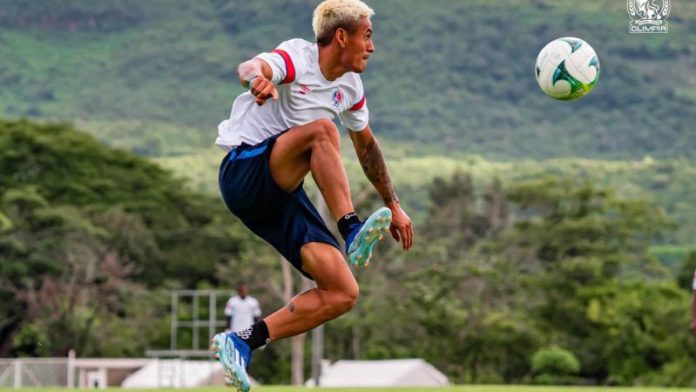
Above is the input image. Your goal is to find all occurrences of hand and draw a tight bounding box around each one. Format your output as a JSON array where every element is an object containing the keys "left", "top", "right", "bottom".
[
  {"left": 250, "top": 77, "right": 278, "bottom": 106},
  {"left": 388, "top": 204, "right": 413, "bottom": 251}
]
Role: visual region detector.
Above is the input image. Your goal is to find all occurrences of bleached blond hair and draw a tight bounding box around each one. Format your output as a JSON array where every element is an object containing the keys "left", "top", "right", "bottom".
[{"left": 312, "top": 0, "right": 375, "bottom": 46}]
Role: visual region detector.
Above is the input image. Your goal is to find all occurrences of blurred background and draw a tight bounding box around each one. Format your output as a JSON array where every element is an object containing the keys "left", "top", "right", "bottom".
[{"left": 1, "top": 0, "right": 695, "bottom": 388}]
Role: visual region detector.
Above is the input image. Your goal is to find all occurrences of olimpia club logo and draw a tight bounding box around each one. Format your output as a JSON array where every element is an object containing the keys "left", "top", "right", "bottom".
[{"left": 627, "top": 0, "right": 670, "bottom": 33}]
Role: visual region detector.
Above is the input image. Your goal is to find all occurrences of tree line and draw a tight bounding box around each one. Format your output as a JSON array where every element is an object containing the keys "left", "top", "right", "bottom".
[{"left": 2, "top": 119, "right": 696, "bottom": 386}]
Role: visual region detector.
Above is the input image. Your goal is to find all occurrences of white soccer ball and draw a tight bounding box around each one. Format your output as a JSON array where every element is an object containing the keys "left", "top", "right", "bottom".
[{"left": 535, "top": 37, "right": 600, "bottom": 101}]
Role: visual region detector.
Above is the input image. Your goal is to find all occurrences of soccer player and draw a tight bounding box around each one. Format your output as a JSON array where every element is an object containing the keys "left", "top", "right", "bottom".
[
  {"left": 210, "top": 0, "right": 413, "bottom": 390},
  {"left": 224, "top": 283, "right": 262, "bottom": 333}
]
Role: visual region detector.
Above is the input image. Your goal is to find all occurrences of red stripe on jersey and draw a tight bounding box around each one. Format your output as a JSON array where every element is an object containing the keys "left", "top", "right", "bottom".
[
  {"left": 272, "top": 49, "right": 295, "bottom": 84},
  {"left": 349, "top": 95, "right": 366, "bottom": 111}
]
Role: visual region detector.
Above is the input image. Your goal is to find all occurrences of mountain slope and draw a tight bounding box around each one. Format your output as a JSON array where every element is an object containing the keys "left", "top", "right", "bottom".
[{"left": 1, "top": 0, "right": 694, "bottom": 159}]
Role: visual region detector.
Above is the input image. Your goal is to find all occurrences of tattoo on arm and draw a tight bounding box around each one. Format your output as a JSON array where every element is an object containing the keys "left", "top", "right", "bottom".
[
  {"left": 356, "top": 139, "right": 399, "bottom": 205},
  {"left": 286, "top": 301, "right": 296, "bottom": 313}
]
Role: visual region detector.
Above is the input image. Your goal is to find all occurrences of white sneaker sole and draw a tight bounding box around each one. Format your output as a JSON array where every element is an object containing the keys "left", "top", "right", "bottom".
[{"left": 348, "top": 207, "right": 392, "bottom": 267}]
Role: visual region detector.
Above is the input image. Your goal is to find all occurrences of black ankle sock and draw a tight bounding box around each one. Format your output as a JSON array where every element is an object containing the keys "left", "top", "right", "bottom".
[
  {"left": 235, "top": 320, "right": 270, "bottom": 351},
  {"left": 337, "top": 212, "right": 361, "bottom": 240}
]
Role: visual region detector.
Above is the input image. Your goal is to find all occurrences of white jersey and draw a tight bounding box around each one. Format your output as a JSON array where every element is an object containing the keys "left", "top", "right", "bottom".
[
  {"left": 216, "top": 38, "right": 370, "bottom": 151},
  {"left": 224, "top": 295, "right": 262, "bottom": 333}
]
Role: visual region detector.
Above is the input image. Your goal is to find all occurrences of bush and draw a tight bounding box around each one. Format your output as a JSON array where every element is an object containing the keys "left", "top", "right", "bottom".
[{"left": 532, "top": 346, "right": 581, "bottom": 379}]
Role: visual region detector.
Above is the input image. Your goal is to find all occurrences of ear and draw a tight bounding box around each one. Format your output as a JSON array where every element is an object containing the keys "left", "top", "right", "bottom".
[{"left": 336, "top": 27, "right": 347, "bottom": 48}]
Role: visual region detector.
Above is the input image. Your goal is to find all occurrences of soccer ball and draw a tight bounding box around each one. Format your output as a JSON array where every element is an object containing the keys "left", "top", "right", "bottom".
[{"left": 535, "top": 37, "right": 600, "bottom": 101}]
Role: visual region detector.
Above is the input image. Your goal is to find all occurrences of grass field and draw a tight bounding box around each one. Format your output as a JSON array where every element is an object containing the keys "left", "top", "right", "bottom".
[{"left": 3, "top": 387, "right": 696, "bottom": 392}]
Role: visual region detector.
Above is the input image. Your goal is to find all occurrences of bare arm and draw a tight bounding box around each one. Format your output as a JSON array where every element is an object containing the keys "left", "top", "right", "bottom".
[
  {"left": 350, "top": 125, "right": 414, "bottom": 250},
  {"left": 236, "top": 58, "right": 277, "bottom": 105},
  {"left": 349, "top": 126, "right": 398, "bottom": 206}
]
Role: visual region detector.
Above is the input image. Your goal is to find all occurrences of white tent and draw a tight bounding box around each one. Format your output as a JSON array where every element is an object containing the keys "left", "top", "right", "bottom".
[
  {"left": 307, "top": 358, "right": 450, "bottom": 387},
  {"left": 121, "top": 359, "right": 223, "bottom": 388}
]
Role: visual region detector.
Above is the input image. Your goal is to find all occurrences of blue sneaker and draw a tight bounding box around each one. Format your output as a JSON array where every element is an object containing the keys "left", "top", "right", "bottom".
[
  {"left": 210, "top": 332, "right": 252, "bottom": 392},
  {"left": 346, "top": 207, "right": 392, "bottom": 267}
]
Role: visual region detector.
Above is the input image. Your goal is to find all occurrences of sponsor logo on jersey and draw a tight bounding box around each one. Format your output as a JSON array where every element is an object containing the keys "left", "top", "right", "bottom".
[{"left": 331, "top": 88, "right": 343, "bottom": 108}]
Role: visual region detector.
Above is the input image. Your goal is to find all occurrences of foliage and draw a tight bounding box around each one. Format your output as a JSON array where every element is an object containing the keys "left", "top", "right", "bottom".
[
  {"left": 319, "top": 171, "right": 696, "bottom": 386},
  {"left": 532, "top": 347, "right": 581, "bottom": 377},
  {"left": 0, "top": 119, "right": 253, "bottom": 356},
  {"left": 158, "top": 148, "right": 696, "bottom": 245}
]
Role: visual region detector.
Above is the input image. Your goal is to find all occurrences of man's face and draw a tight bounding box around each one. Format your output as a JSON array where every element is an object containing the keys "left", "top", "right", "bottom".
[
  {"left": 343, "top": 16, "right": 375, "bottom": 73},
  {"left": 238, "top": 285, "right": 248, "bottom": 298}
]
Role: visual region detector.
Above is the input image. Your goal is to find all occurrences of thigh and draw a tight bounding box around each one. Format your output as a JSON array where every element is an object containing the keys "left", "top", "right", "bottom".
[
  {"left": 269, "top": 119, "right": 334, "bottom": 192},
  {"left": 300, "top": 242, "right": 357, "bottom": 294}
]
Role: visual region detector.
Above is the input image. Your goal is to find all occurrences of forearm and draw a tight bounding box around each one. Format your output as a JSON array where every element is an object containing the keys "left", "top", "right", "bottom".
[
  {"left": 236, "top": 60, "right": 265, "bottom": 88},
  {"left": 355, "top": 138, "right": 399, "bottom": 207}
]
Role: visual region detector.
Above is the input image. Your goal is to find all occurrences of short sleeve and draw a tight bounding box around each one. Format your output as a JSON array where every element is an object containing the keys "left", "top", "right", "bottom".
[
  {"left": 224, "top": 298, "right": 234, "bottom": 316},
  {"left": 255, "top": 39, "right": 305, "bottom": 85},
  {"left": 338, "top": 76, "right": 370, "bottom": 131}
]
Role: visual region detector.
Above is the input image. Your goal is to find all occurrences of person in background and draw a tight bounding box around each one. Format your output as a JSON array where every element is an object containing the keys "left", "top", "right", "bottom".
[{"left": 224, "top": 283, "right": 262, "bottom": 333}]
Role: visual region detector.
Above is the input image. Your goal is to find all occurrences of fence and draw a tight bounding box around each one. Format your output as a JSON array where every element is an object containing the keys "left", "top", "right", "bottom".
[
  {"left": 0, "top": 354, "right": 158, "bottom": 389},
  {"left": 0, "top": 358, "right": 70, "bottom": 388}
]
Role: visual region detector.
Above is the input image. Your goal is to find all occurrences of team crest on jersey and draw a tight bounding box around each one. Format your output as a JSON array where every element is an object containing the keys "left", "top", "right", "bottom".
[
  {"left": 299, "top": 84, "right": 310, "bottom": 94},
  {"left": 331, "top": 88, "right": 343, "bottom": 108}
]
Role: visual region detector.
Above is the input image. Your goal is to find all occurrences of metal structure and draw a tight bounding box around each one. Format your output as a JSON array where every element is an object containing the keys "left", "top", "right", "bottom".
[
  {"left": 165, "top": 289, "right": 231, "bottom": 352},
  {"left": 0, "top": 355, "right": 150, "bottom": 389},
  {"left": 144, "top": 289, "right": 232, "bottom": 387}
]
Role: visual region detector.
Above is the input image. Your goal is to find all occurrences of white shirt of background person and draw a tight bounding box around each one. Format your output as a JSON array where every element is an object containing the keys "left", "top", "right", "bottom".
[{"left": 224, "top": 283, "right": 262, "bottom": 333}]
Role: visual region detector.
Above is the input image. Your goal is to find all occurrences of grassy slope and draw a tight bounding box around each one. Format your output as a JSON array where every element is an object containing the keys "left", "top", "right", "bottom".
[
  {"left": 1, "top": 0, "right": 694, "bottom": 159},
  {"left": 156, "top": 141, "right": 696, "bottom": 245},
  {"left": 2, "top": 0, "right": 694, "bottom": 253}
]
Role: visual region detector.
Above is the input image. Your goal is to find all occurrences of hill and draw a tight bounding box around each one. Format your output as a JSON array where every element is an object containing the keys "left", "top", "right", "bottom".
[
  {"left": 155, "top": 143, "right": 696, "bottom": 245},
  {"left": 1, "top": 0, "right": 694, "bottom": 159}
]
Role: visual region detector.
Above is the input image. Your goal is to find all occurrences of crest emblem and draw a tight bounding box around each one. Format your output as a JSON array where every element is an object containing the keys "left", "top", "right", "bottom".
[
  {"left": 627, "top": 0, "right": 670, "bottom": 33},
  {"left": 331, "top": 88, "right": 343, "bottom": 109}
]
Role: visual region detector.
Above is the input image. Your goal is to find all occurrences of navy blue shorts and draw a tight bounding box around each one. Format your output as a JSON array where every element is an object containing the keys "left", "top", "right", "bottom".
[{"left": 218, "top": 133, "right": 340, "bottom": 280}]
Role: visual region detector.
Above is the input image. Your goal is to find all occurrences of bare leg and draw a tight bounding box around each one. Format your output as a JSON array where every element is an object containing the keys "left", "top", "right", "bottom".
[
  {"left": 270, "top": 118, "right": 354, "bottom": 221},
  {"left": 263, "top": 242, "right": 358, "bottom": 340}
]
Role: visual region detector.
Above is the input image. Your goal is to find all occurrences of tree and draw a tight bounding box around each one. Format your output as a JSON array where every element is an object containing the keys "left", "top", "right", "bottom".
[{"left": 0, "top": 119, "right": 252, "bottom": 356}]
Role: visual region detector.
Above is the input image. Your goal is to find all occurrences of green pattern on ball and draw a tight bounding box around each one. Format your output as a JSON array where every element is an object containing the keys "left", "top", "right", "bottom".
[
  {"left": 560, "top": 38, "right": 583, "bottom": 53},
  {"left": 589, "top": 55, "right": 600, "bottom": 72},
  {"left": 551, "top": 60, "right": 599, "bottom": 101}
]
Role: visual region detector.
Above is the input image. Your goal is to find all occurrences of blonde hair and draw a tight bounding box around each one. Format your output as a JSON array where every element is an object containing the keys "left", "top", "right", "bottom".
[{"left": 312, "top": 0, "right": 375, "bottom": 46}]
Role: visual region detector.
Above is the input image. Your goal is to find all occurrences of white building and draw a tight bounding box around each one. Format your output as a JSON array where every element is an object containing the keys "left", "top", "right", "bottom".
[{"left": 306, "top": 358, "right": 450, "bottom": 387}]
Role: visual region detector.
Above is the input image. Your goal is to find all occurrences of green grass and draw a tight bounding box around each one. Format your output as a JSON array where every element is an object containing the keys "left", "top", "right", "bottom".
[{"left": 3, "top": 387, "right": 695, "bottom": 392}]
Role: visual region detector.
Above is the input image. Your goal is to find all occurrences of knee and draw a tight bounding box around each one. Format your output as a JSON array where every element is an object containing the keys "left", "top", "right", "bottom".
[
  {"left": 310, "top": 118, "right": 340, "bottom": 148},
  {"left": 329, "top": 283, "right": 359, "bottom": 317}
]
